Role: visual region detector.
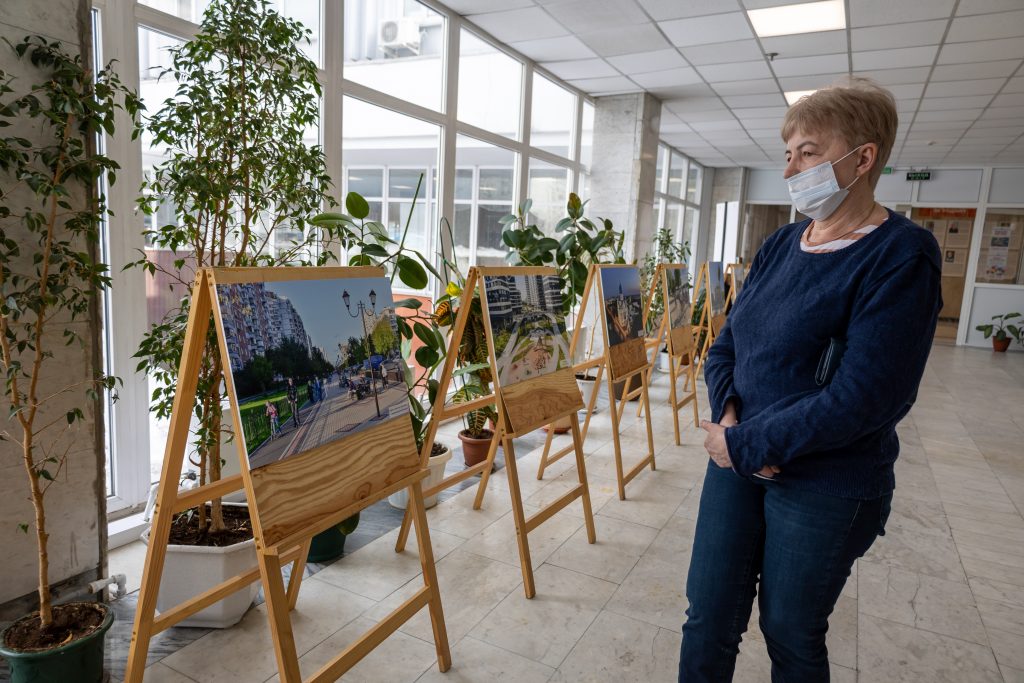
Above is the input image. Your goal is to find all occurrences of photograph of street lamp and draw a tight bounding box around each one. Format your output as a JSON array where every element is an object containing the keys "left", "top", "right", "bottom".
[
  {"left": 482, "top": 274, "right": 572, "bottom": 388},
  {"left": 600, "top": 266, "right": 644, "bottom": 347},
  {"left": 664, "top": 266, "right": 691, "bottom": 331},
  {"left": 215, "top": 276, "right": 407, "bottom": 470}
]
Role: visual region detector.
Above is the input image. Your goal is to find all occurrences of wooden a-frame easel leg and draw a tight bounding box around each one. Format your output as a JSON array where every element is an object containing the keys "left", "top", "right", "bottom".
[
  {"left": 669, "top": 352, "right": 682, "bottom": 446},
  {"left": 606, "top": 368, "right": 628, "bottom": 501},
  {"left": 500, "top": 430, "right": 537, "bottom": 598},
  {"left": 570, "top": 417, "right": 597, "bottom": 545},
  {"left": 537, "top": 361, "right": 603, "bottom": 481},
  {"left": 640, "top": 368, "right": 657, "bottom": 472},
  {"left": 260, "top": 548, "right": 303, "bottom": 683},
  {"left": 408, "top": 478, "right": 452, "bottom": 671},
  {"left": 286, "top": 538, "right": 313, "bottom": 610},
  {"left": 472, "top": 427, "right": 502, "bottom": 510}
]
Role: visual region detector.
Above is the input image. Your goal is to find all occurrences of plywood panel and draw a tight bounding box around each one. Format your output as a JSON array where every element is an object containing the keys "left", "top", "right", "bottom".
[
  {"left": 250, "top": 417, "right": 420, "bottom": 547},
  {"left": 501, "top": 368, "right": 583, "bottom": 436},
  {"left": 607, "top": 337, "right": 647, "bottom": 380},
  {"left": 668, "top": 325, "right": 695, "bottom": 356}
]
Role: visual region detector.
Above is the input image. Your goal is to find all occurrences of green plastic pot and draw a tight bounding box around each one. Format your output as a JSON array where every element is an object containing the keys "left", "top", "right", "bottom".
[
  {"left": 0, "top": 603, "right": 113, "bottom": 683},
  {"left": 306, "top": 527, "right": 348, "bottom": 563}
]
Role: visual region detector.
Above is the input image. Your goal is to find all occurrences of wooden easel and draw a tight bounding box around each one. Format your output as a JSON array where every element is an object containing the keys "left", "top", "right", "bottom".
[
  {"left": 410, "top": 266, "right": 597, "bottom": 599},
  {"left": 691, "top": 261, "right": 727, "bottom": 379},
  {"left": 538, "top": 264, "right": 656, "bottom": 500},
  {"left": 125, "top": 267, "right": 450, "bottom": 683},
  {"left": 638, "top": 264, "right": 700, "bottom": 445}
]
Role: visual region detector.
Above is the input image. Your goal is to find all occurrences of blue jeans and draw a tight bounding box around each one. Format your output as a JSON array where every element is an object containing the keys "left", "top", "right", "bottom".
[{"left": 679, "top": 461, "right": 892, "bottom": 682}]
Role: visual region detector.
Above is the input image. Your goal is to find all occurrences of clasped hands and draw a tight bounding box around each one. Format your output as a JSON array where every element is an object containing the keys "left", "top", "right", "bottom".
[{"left": 700, "top": 401, "right": 780, "bottom": 479}]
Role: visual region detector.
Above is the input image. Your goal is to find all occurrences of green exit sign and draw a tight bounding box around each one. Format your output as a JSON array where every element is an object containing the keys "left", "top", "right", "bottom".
[
  {"left": 906, "top": 171, "right": 931, "bottom": 181},
  {"left": 881, "top": 166, "right": 893, "bottom": 175}
]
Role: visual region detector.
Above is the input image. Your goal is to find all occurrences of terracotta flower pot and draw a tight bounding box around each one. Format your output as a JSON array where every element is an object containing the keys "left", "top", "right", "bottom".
[
  {"left": 543, "top": 414, "right": 575, "bottom": 434},
  {"left": 993, "top": 337, "right": 1011, "bottom": 352},
  {"left": 459, "top": 429, "right": 494, "bottom": 467}
]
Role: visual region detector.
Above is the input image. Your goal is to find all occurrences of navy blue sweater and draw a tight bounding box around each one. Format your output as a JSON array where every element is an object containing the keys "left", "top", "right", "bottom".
[{"left": 706, "top": 210, "right": 942, "bottom": 499}]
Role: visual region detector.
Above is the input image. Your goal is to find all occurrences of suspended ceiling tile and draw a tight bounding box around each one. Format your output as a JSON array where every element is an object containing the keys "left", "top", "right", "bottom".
[
  {"left": 542, "top": 58, "right": 619, "bottom": 80},
  {"left": 981, "top": 105, "right": 1024, "bottom": 119},
  {"left": 853, "top": 45, "right": 939, "bottom": 71},
  {"left": 849, "top": 0, "right": 956, "bottom": 27},
  {"left": 709, "top": 78, "right": 781, "bottom": 95},
  {"left": 850, "top": 20, "right": 948, "bottom": 51},
  {"left": 579, "top": 23, "right": 671, "bottom": 57},
  {"left": 958, "top": 0, "right": 1024, "bottom": 15},
  {"left": 914, "top": 108, "right": 985, "bottom": 122},
  {"left": 660, "top": 122, "right": 696, "bottom": 134},
  {"left": 722, "top": 92, "right": 787, "bottom": 108},
  {"left": 938, "top": 38, "right": 1024, "bottom": 64},
  {"left": 679, "top": 40, "right": 765, "bottom": 66},
  {"left": 659, "top": 12, "right": 754, "bottom": 47},
  {"left": 771, "top": 52, "right": 849, "bottom": 78},
  {"left": 696, "top": 59, "right": 773, "bottom": 82},
  {"left": 919, "top": 94, "right": 996, "bottom": 110},
  {"left": 760, "top": 31, "right": 848, "bottom": 60},
  {"left": 630, "top": 66, "right": 703, "bottom": 89},
  {"left": 776, "top": 73, "right": 848, "bottom": 90},
  {"left": 690, "top": 119, "right": 746, "bottom": 132},
  {"left": 1003, "top": 76, "right": 1024, "bottom": 93},
  {"left": 606, "top": 49, "right": 688, "bottom": 74},
  {"left": 732, "top": 105, "right": 789, "bottom": 119},
  {"left": 637, "top": 0, "right": 742, "bottom": 22},
  {"left": 468, "top": 7, "right": 569, "bottom": 41},
  {"left": 932, "top": 60, "right": 1022, "bottom": 81},
  {"left": 854, "top": 66, "right": 933, "bottom": 85},
  {"left": 973, "top": 117, "right": 1024, "bottom": 129},
  {"left": 911, "top": 119, "right": 979, "bottom": 130},
  {"left": 924, "top": 77, "right": 1008, "bottom": 97},
  {"left": 677, "top": 108, "right": 738, "bottom": 122},
  {"left": 886, "top": 83, "right": 927, "bottom": 99},
  {"left": 946, "top": 10, "right": 1024, "bottom": 43},
  {"left": 991, "top": 92, "right": 1024, "bottom": 108},
  {"left": 567, "top": 75, "right": 642, "bottom": 93},
  {"left": 664, "top": 96, "right": 727, "bottom": 113},
  {"left": 444, "top": 0, "right": 534, "bottom": 13},
  {"left": 508, "top": 36, "right": 599, "bottom": 62},
  {"left": 740, "top": 116, "right": 786, "bottom": 129},
  {"left": 543, "top": 0, "right": 650, "bottom": 33}
]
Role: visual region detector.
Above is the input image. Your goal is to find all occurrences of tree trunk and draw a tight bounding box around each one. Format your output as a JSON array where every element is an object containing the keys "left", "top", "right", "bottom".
[{"left": 22, "top": 437, "right": 52, "bottom": 628}]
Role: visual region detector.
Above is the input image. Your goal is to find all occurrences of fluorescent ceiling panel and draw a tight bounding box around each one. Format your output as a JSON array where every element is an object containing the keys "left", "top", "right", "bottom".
[
  {"left": 747, "top": 0, "right": 845, "bottom": 37},
  {"left": 785, "top": 89, "right": 816, "bottom": 104}
]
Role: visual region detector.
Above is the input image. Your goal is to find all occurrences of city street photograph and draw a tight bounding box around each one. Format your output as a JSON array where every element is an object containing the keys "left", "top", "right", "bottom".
[
  {"left": 664, "top": 265, "right": 691, "bottom": 331},
  {"left": 483, "top": 274, "right": 572, "bottom": 387},
  {"left": 215, "top": 276, "right": 408, "bottom": 470},
  {"left": 600, "top": 266, "right": 644, "bottom": 347}
]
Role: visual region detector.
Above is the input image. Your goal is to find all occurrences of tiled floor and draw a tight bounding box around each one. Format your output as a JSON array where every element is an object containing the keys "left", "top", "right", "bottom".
[{"left": 110, "top": 345, "right": 1024, "bottom": 681}]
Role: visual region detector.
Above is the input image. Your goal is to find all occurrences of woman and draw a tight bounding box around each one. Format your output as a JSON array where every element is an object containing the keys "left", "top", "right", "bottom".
[{"left": 678, "top": 78, "right": 942, "bottom": 682}]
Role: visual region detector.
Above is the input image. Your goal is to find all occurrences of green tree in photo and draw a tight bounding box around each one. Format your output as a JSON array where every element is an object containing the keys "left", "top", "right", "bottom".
[{"left": 371, "top": 317, "right": 397, "bottom": 357}]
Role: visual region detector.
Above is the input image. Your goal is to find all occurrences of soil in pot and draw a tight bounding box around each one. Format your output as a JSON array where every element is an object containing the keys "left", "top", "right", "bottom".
[
  {"left": 169, "top": 502, "right": 253, "bottom": 546},
  {"left": 1, "top": 602, "right": 114, "bottom": 683},
  {"left": 460, "top": 429, "right": 494, "bottom": 467}
]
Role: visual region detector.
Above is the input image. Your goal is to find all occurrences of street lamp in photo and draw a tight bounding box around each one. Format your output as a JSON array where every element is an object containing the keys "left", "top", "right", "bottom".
[{"left": 342, "top": 288, "right": 381, "bottom": 418}]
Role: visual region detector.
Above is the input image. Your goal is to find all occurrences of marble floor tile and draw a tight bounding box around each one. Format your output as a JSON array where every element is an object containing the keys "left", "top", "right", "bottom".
[
  {"left": 474, "top": 563, "right": 617, "bottom": 668},
  {"left": 961, "top": 555, "right": 1024, "bottom": 587},
  {"left": 857, "top": 560, "right": 989, "bottom": 645},
  {"left": 605, "top": 555, "right": 688, "bottom": 632},
  {"left": 888, "top": 496, "right": 952, "bottom": 538},
  {"left": 987, "top": 627, "right": 1024, "bottom": 672},
  {"left": 459, "top": 503, "right": 585, "bottom": 571},
  {"left": 596, "top": 476, "right": 687, "bottom": 529},
  {"left": 545, "top": 514, "right": 659, "bottom": 583},
  {"left": 314, "top": 527, "right": 464, "bottom": 601},
  {"left": 826, "top": 595, "right": 858, "bottom": 670},
  {"left": 144, "top": 662, "right": 200, "bottom": 683},
  {"left": 550, "top": 609, "right": 680, "bottom": 683},
  {"left": 363, "top": 548, "right": 521, "bottom": 645},
  {"left": 524, "top": 469, "right": 617, "bottom": 519},
  {"left": 975, "top": 597, "right": 1024, "bottom": 637},
  {"left": 424, "top": 480, "right": 514, "bottom": 540},
  {"left": 643, "top": 512, "right": 697, "bottom": 567},
  {"left": 1002, "top": 664, "right": 1024, "bottom": 683},
  {"left": 863, "top": 524, "right": 967, "bottom": 583},
  {"left": 970, "top": 575, "right": 1024, "bottom": 609},
  {"left": 415, "top": 636, "right": 555, "bottom": 683},
  {"left": 160, "top": 577, "right": 374, "bottom": 683}
]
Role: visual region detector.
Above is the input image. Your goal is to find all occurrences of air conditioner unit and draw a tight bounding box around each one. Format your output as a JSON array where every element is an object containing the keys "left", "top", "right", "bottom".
[{"left": 379, "top": 18, "right": 421, "bottom": 52}]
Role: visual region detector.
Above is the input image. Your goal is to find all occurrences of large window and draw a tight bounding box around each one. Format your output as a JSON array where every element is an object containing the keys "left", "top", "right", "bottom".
[
  {"left": 344, "top": 0, "right": 445, "bottom": 111},
  {"left": 528, "top": 160, "right": 571, "bottom": 234},
  {"left": 531, "top": 73, "right": 575, "bottom": 158},
  {"left": 458, "top": 30, "right": 522, "bottom": 140},
  {"left": 452, "top": 137, "right": 517, "bottom": 267},
  {"left": 653, "top": 144, "right": 703, "bottom": 270}
]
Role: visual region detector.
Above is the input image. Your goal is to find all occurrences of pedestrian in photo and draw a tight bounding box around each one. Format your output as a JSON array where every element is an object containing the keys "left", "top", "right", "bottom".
[
  {"left": 265, "top": 400, "right": 279, "bottom": 438},
  {"left": 679, "top": 78, "right": 942, "bottom": 683},
  {"left": 286, "top": 378, "right": 300, "bottom": 427}
]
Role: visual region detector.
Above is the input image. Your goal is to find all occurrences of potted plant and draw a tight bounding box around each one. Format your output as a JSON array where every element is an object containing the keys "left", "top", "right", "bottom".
[
  {"left": 639, "top": 228, "right": 690, "bottom": 373},
  {"left": 130, "top": 0, "right": 339, "bottom": 627},
  {"left": 976, "top": 312, "right": 1021, "bottom": 352},
  {"left": 0, "top": 36, "right": 139, "bottom": 681},
  {"left": 306, "top": 513, "right": 360, "bottom": 563}
]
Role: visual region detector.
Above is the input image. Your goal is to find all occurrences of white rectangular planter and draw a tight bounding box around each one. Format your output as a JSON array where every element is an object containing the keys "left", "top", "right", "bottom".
[{"left": 141, "top": 503, "right": 259, "bottom": 628}]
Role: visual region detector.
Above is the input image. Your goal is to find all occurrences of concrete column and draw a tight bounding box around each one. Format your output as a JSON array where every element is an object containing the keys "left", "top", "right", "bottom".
[{"left": 588, "top": 93, "right": 661, "bottom": 262}]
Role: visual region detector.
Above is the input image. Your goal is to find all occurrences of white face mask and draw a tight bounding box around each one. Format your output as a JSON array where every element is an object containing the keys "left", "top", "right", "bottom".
[{"left": 786, "top": 145, "right": 863, "bottom": 221}]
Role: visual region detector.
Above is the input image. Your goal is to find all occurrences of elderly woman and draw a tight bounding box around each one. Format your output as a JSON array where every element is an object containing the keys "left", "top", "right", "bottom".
[{"left": 678, "top": 78, "right": 942, "bottom": 682}]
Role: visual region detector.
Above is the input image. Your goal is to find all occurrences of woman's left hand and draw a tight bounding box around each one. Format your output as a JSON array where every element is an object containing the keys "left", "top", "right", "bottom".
[{"left": 700, "top": 420, "right": 733, "bottom": 469}]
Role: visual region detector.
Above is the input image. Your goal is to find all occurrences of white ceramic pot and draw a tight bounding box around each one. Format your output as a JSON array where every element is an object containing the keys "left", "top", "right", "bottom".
[
  {"left": 576, "top": 376, "right": 599, "bottom": 412},
  {"left": 657, "top": 350, "right": 672, "bottom": 373},
  {"left": 140, "top": 502, "right": 258, "bottom": 628},
  {"left": 388, "top": 444, "right": 452, "bottom": 510},
  {"left": 573, "top": 325, "right": 590, "bottom": 364}
]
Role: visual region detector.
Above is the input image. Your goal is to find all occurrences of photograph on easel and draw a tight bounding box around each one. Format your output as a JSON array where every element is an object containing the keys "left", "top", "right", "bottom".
[
  {"left": 731, "top": 265, "right": 746, "bottom": 294},
  {"left": 664, "top": 266, "right": 692, "bottom": 330},
  {"left": 600, "top": 266, "right": 645, "bottom": 346},
  {"left": 483, "top": 273, "right": 572, "bottom": 387},
  {"left": 215, "top": 276, "right": 408, "bottom": 469},
  {"left": 708, "top": 261, "right": 727, "bottom": 316}
]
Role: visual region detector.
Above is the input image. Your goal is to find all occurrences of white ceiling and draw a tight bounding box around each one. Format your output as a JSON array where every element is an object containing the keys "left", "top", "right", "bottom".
[{"left": 445, "top": 0, "right": 1024, "bottom": 169}]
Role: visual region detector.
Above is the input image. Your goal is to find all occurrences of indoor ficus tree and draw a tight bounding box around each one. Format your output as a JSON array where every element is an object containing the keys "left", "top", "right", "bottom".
[
  {"left": 130, "top": 0, "right": 335, "bottom": 535},
  {"left": 0, "top": 37, "right": 139, "bottom": 628}
]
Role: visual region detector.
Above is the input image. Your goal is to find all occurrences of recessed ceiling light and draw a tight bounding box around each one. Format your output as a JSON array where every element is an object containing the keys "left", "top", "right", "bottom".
[
  {"left": 748, "top": 0, "right": 846, "bottom": 38},
  {"left": 784, "top": 89, "right": 817, "bottom": 104}
]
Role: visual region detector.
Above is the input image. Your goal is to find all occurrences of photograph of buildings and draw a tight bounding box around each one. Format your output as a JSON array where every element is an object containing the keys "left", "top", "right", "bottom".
[
  {"left": 600, "top": 266, "right": 644, "bottom": 347},
  {"left": 483, "top": 274, "right": 571, "bottom": 387},
  {"left": 664, "top": 266, "right": 691, "bottom": 331},
  {"left": 215, "top": 276, "right": 407, "bottom": 470},
  {"left": 708, "top": 261, "right": 727, "bottom": 316}
]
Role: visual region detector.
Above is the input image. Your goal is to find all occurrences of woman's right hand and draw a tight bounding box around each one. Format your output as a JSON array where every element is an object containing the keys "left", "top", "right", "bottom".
[{"left": 722, "top": 400, "right": 780, "bottom": 478}]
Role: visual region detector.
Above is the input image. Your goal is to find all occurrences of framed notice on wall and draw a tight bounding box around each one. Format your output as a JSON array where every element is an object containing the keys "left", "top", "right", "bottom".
[
  {"left": 944, "top": 220, "right": 971, "bottom": 249},
  {"left": 922, "top": 219, "right": 947, "bottom": 247},
  {"left": 942, "top": 248, "right": 967, "bottom": 277}
]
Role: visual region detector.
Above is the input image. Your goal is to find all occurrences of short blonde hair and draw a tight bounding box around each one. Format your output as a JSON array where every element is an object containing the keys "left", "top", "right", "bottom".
[{"left": 781, "top": 77, "right": 898, "bottom": 187}]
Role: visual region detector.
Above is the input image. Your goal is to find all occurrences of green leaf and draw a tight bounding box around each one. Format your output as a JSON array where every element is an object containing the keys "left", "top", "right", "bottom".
[
  {"left": 397, "top": 256, "right": 429, "bottom": 289},
  {"left": 415, "top": 345, "right": 439, "bottom": 368},
  {"left": 17, "top": 523, "right": 28, "bottom": 534},
  {"left": 393, "top": 297, "right": 423, "bottom": 310},
  {"left": 39, "top": 469, "right": 55, "bottom": 481},
  {"left": 346, "top": 192, "right": 370, "bottom": 220},
  {"left": 413, "top": 322, "right": 435, "bottom": 346}
]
